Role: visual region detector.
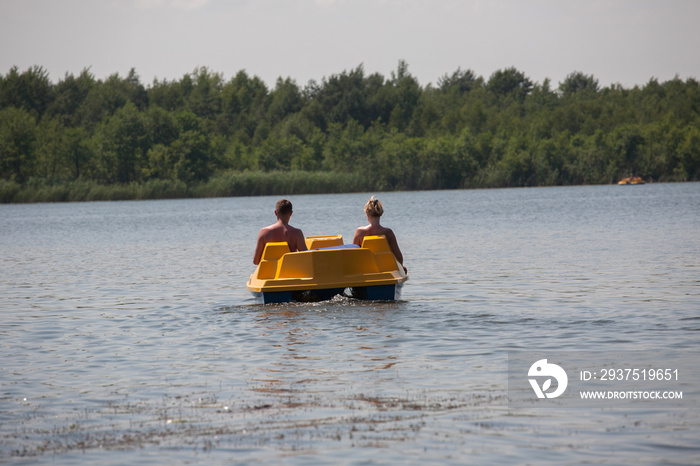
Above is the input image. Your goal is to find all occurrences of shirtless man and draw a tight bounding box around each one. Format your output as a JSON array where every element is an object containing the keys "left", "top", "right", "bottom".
[
  {"left": 253, "top": 199, "right": 307, "bottom": 265},
  {"left": 353, "top": 196, "right": 407, "bottom": 274}
]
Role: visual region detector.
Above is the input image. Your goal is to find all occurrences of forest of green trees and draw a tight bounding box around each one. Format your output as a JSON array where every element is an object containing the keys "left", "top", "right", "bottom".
[{"left": 1, "top": 61, "right": 698, "bottom": 202}]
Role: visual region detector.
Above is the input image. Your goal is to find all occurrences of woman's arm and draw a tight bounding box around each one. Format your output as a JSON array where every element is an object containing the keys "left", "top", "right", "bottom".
[{"left": 352, "top": 227, "right": 365, "bottom": 246}]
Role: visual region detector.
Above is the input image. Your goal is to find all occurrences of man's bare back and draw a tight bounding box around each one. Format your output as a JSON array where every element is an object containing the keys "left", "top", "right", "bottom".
[{"left": 253, "top": 199, "right": 307, "bottom": 265}]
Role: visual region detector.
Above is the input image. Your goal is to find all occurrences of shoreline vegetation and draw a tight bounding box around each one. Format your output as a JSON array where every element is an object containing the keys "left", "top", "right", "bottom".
[
  {"left": 0, "top": 171, "right": 371, "bottom": 203},
  {"left": 1, "top": 62, "right": 699, "bottom": 203}
]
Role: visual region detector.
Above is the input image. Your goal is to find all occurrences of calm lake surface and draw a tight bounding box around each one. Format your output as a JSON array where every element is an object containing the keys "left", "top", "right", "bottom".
[{"left": 1, "top": 183, "right": 699, "bottom": 464}]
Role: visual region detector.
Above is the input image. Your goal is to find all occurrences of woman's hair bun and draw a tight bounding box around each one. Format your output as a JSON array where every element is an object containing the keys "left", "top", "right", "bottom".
[{"left": 364, "top": 196, "right": 384, "bottom": 217}]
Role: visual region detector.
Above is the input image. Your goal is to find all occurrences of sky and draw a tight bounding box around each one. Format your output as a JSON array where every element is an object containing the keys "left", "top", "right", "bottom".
[{"left": 1, "top": 0, "right": 699, "bottom": 90}]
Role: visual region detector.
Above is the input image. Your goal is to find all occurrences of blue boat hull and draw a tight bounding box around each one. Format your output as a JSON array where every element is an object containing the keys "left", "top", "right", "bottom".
[{"left": 253, "top": 283, "right": 403, "bottom": 304}]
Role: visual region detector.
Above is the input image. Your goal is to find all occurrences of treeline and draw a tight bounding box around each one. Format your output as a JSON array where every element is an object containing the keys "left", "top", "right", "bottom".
[{"left": 1, "top": 61, "right": 699, "bottom": 202}]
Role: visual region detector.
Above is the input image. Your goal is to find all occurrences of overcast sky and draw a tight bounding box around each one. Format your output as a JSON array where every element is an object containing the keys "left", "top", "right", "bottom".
[{"left": 2, "top": 0, "right": 699, "bottom": 90}]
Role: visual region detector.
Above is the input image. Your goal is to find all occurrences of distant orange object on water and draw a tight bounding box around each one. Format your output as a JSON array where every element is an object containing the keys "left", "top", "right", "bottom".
[{"left": 618, "top": 176, "right": 645, "bottom": 185}]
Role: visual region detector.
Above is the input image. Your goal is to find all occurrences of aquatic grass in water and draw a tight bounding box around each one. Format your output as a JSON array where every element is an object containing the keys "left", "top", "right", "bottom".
[{"left": 6, "top": 379, "right": 507, "bottom": 458}]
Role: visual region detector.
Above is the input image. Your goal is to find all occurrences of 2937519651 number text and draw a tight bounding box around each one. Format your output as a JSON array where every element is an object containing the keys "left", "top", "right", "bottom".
[{"left": 592, "top": 368, "right": 679, "bottom": 381}]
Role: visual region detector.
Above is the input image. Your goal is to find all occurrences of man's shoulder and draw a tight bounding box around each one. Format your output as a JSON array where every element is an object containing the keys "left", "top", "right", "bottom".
[{"left": 259, "top": 223, "right": 282, "bottom": 239}]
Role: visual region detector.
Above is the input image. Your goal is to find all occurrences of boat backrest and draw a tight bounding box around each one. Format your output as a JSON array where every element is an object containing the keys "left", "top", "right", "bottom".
[
  {"left": 305, "top": 235, "right": 344, "bottom": 250},
  {"left": 361, "top": 235, "right": 391, "bottom": 253},
  {"left": 361, "top": 235, "right": 398, "bottom": 271},
  {"left": 261, "top": 242, "right": 291, "bottom": 261},
  {"left": 256, "top": 242, "right": 291, "bottom": 280}
]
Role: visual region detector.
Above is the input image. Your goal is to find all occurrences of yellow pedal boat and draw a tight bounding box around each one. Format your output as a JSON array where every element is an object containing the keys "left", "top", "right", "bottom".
[
  {"left": 618, "top": 176, "right": 645, "bottom": 185},
  {"left": 247, "top": 235, "right": 408, "bottom": 304}
]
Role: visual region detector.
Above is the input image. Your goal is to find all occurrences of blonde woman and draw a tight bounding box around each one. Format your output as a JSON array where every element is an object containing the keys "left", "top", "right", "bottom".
[{"left": 353, "top": 196, "right": 407, "bottom": 274}]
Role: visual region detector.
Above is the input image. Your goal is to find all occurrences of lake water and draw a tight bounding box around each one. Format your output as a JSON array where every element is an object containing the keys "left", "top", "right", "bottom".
[{"left": 1, "top": 183, "right": 699, "bottom": 464}]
